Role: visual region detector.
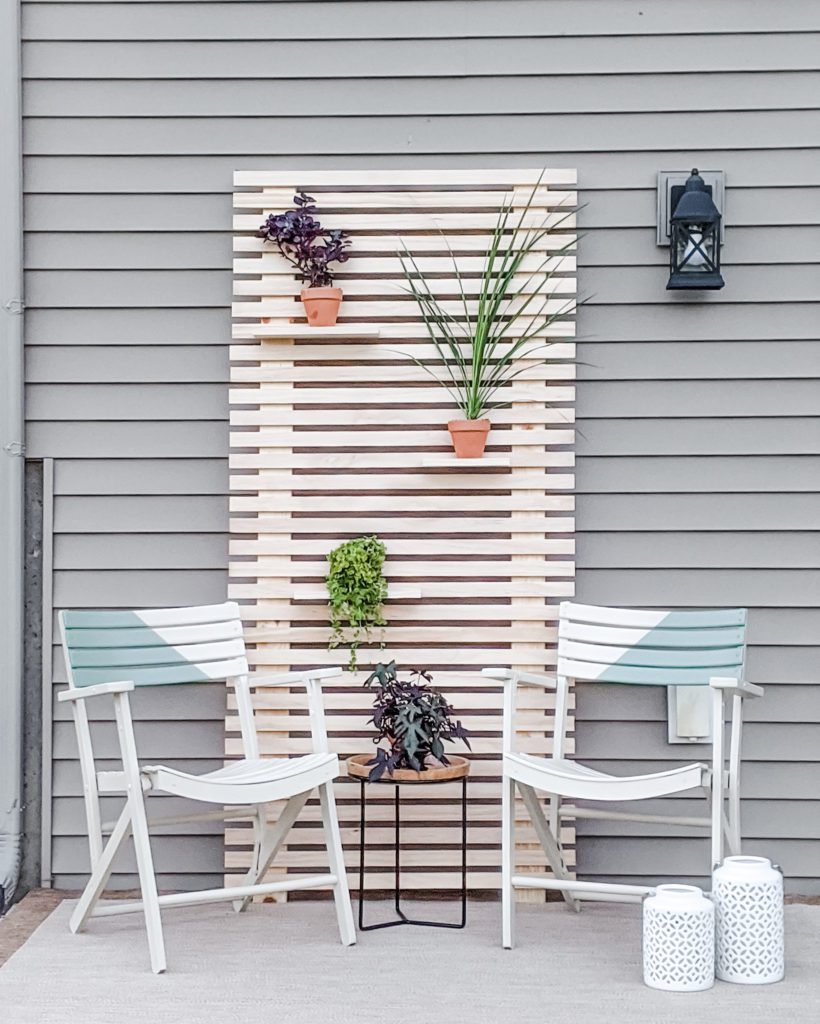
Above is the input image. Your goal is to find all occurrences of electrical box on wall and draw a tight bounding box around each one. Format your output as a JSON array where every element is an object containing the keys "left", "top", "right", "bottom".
[
  {"left": 657, "top": 170, "right": 726, "bottom": 246},
  {"left": 668, "top": 685, "right": 713, "bottom": 745}
]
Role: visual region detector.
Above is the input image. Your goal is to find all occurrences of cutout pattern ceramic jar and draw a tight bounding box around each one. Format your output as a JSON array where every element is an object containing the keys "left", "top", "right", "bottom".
[{"left": 642, "top": 884, "right": 715, "bottom": 992}]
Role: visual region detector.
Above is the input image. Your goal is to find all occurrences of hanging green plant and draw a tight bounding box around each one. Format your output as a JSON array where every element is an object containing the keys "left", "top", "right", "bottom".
[{"left": 326, "top": 535, "right": 388, "bottom": 672}]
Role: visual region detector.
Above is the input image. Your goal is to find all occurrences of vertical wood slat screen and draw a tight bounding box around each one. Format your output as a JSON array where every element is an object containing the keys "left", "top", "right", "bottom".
[{"left": 228, "top": 169, "right": 577, "bottom": 894}]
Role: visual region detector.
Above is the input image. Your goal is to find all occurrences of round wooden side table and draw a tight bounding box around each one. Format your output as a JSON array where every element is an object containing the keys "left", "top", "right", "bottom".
[{"left": 347, "top": 753, "right": 470, "bottom": 931}]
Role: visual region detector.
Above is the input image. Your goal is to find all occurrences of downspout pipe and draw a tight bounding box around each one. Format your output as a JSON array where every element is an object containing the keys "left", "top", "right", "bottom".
[{"left": 0, "top": 0, "right": 25, "bottom": 913}]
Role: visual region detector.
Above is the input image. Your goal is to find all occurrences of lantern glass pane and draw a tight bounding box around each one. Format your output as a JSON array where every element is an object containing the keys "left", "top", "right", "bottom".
[{"left": 675, "top": 225, "right": 716, "bottom": 273}]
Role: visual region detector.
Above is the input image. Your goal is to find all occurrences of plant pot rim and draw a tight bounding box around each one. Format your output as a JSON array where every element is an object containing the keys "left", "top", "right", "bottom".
[
  {"left": 447, "top": 418, "right": 491, "bottom": 430},
  {"left": 300, "top": 285, "right": 342, "bottom": 296},
  {"left": 346, "top": 752, "right": 470, "bottom": 783}
]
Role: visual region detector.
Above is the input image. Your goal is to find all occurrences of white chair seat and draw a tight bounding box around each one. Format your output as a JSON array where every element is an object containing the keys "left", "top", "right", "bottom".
[
  {"left": 504, "top": 753, "right": 708, "bottom": 802},
  {"left": 142, "top": 753, "right": 339, "bottom": 804}
]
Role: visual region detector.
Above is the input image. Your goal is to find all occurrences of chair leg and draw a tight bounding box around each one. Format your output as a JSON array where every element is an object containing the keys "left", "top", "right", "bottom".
[
  {"left": 233, "top": 793, "right": 310, "bottom": 913},
  {"left": 319, "top": 781, "right": 356, "bottom": 946},
  {"left": 70, "top": 802, "right": 133, "bottom": 934},
  {"left": 518, "top": 784, "right": 580, "bottom": 913},
  {"left": 501, "top": 775, "right": 516, "bottom": 949},
  {"left": 710, "top": 778, "right": 724, "bottom": 870},
  {"left": 128, "top": 787, "right": 167, "bottom": 974}
]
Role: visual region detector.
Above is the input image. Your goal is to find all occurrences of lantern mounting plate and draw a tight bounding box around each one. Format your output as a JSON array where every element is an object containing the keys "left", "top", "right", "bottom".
[{"left": 657, "top": 170, "right": 725, "bottom": 246}]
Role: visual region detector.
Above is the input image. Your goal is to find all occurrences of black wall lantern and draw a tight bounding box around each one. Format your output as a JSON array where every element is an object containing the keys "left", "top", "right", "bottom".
[{"left": 666, "top": 169, "right": 724, "bottom": 290}]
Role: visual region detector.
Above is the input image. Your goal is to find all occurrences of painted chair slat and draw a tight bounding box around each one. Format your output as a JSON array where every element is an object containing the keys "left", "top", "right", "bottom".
[
  {"left": 68, "top": 638, "right": 246, "bottom": 669},
  {"left": 63, "top": 620, "right": 243, "bottom": 649},
  {"left": 560, "top": 601, "right": 746, "bottom": 630},
  {"left": 558, "top": 639, "right": 745, "bottom": 671},
  {"left": 558, "top": 621, "right": 746, "bottom": 649},
  {"left": 70, "top": 656, "right": 249, "bottom": 689},
  {"left": 62, "top": 602, "right": 240, "bottom": 629},
  {"left": 557, "top": 658, "right": 742, "bottom": 686}
]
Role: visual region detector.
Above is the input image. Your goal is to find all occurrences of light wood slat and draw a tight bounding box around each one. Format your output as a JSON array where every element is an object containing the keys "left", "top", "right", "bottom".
[
  {"left": 231, "top": 495, "right": 574, "bottom": 515},
  {"left": 234, "top": 211, "right": 576, "bottom": 232},
  {"left": 235, "top": 188, "right": 576, "bottom": 209},
  {"left": 229, "top": 473, "right": 575, "bottom": 493},
  {"left": 229, "top": 428, "right": 574, "bottom": 449},
  {"left": 231, "top": 559, "right": 574, "bottom": 578},
  {"left": 229, "top": 341, "right": 576, "bottom": 363},
  {"left": 226, "top": 825, "right": 574, "bottom": 850},
  {"left": 233, "top": 275, "right": 576, "bottom": 298},
  {"left": 230, "top": 687, "right": 567, "bottom": 711},
  {"left": 229, "top": 735, "right": 556, "bottom": 757},
  {"left": 233, "top": 321, "right": 576, "bottom": 340},
  {"left": 234, "top": 255, "right": 576, "bottom": 275},
  {"left": 229, "top": 384, "right": 574, "bottom": 405},
  {"left": 230, "top": 366, "right": 577, "bottom": 385},
  {"left": 240, "top": 625, "right": 559, "bottom": 645},
  {"left": 229, "top": 452, "right": 573, "bottom": 471},
  {"left": 231, "top": 537, "right": 573, "bottom": 556},
  {"left": 229, "top": 168, "right": 575, "bottom": 895},
  {"left": 231, "top": 582, "right": 575, "bottom": 600},
  {"left": 232, "top": 297, "right": 575, "bottom": 319},
  {"left": 230, "top": 408, "right": 576, "bottom": 427},
  {"left": 235, "top": 169, "right": 576, "bottom": 186},
  {"left": 241, "top": 604, "right": 564, "bottom": 625},
  {"left": 235, "top": 233, "right": 577, "bottom": 255},
  {"left": 229, "top": 515, "right": 574, "bottom": 534}
]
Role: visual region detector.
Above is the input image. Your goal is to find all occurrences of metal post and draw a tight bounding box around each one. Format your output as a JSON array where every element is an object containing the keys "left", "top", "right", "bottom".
[{"left": 0, "top": 0, "right": 25, "bottom": 913}]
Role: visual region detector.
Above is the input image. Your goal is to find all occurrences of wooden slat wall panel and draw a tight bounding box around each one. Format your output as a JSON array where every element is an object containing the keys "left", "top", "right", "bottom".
[{"left": 228, "top": 169, "right": 576, "bottom": 892}]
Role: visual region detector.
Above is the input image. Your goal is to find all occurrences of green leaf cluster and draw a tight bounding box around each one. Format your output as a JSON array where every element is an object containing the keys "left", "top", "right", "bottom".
[
  {"left": 326, "top": 535, "right": 388, "bottom": 671},
  {"left": 399, "top": 173, "right": 577, "bottom": 420}
]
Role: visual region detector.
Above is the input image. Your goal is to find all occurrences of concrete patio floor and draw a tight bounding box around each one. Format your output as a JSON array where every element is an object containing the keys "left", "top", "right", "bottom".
[{"left": 1, "top": 897, "right": 818, "bottom": 1024}]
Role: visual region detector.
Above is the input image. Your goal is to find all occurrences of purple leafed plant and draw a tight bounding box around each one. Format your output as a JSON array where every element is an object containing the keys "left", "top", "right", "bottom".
[
  {"left": 364, "top": 661, "right": 470, "bottom": 782},
  {"left": 256, "top": 192, "right": 351, "bottom": 288}
]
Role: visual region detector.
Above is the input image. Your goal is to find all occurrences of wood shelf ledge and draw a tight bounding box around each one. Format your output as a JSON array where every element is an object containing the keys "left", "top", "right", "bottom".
[
  {"left": 251, "top": 325, "right": 383, "bottom": 339},
  {"left": 420, "top": 455, "right": 512, "bottom": 468}
]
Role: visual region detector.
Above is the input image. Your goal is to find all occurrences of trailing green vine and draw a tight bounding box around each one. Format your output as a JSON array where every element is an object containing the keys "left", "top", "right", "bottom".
[{"left": 326, "top": 535, "right": 387, "bottom": 671}]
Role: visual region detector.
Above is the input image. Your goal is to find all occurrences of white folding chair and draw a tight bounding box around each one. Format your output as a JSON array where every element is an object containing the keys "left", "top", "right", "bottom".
[
  {"left": 485, "top": 600, "right": 764, "bottom": 948},
  {"left": 58, "top": 601, "right": 355, "bottom": 973}
]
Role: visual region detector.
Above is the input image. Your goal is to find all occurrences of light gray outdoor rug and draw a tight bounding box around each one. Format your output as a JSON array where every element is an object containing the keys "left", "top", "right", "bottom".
[{"left": 1, "top": 900, "right": 818, "bottom": 1024}]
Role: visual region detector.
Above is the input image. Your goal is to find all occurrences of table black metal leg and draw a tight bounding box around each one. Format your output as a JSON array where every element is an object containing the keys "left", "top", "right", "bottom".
[{"left": 357, "top": 774, "right": 468, "bottom": 932}]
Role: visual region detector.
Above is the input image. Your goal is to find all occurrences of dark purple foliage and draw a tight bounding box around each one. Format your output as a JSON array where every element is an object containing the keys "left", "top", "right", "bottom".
[
  {"left": 363, "top": 661, "right": 470, "bottom": 782},
  {"left": 256, "top": 192, "right": 351, "bottom": 289}
]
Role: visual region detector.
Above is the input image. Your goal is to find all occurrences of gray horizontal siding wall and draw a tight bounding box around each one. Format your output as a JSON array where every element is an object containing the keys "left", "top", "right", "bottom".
[{"left": 21, "top": 0, "right": 820, "bottom": 892}]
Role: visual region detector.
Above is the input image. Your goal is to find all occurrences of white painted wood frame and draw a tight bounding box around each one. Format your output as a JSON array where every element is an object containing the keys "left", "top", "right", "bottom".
[
  {"left": 58, "top": 603, "right": 355, "bottom": 973},
  {"left": 487, "top": 600, "right": 764, "bottom": 948}
]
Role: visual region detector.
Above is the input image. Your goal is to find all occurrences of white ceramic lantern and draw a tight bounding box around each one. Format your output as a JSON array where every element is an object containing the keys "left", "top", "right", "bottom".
[
  {"left": 642, "top": 884, "right": 715, "bottom": 992},
  {"left": 713, "top": 855, "right": 785, "bottom": 984}
]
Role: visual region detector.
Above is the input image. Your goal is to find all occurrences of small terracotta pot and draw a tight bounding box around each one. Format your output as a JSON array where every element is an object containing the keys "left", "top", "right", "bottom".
[
  {"left": 301, "top": 286, "right": 342, "bottom": 327},
  {"left": 447, "top": 418, "right": 491, "bottom": 458}
]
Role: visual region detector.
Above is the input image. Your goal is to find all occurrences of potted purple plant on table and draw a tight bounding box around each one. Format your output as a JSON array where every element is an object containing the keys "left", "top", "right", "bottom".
[
  {"left": 257, "top": 192, "right": 351, "bottom": 326},
  {"left": 363, "top": 661, "right": 471, "bottom": 783}
]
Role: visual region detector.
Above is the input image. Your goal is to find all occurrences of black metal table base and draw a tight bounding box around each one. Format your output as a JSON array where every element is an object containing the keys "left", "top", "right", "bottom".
[{"left": 357, "top": 774, "right": 468, "bottom": 931}]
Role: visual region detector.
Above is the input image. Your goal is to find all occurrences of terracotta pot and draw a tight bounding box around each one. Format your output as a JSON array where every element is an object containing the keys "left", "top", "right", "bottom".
[
  {"left": 300, "top": 286, "right": 342, "bottom": 327},
  {"left": 447, "top": 418, "right": 491, "bottom": 458}
]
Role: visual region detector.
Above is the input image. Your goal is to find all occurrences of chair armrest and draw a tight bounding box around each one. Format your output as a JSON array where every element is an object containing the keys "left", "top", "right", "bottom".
[
  {"left": 58, "top": 680, "right": 135, "bottom": 702},
  {"left": 710, "top": 676, "right": 765, "bottom": 700},
  {"left": 243, "top": 667, "right": 343, "bottom": 690},
  {"left": 482, "top": 668, "right": 557, "bottom": 689}
]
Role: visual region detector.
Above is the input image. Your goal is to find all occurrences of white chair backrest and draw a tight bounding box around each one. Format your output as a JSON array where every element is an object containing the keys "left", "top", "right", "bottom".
[
  {"left": 557, "top": 601, "right": 747, "bottom": 686},
  {"left": 60, "top": 602, "right": 248, "bottom": 689}
]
